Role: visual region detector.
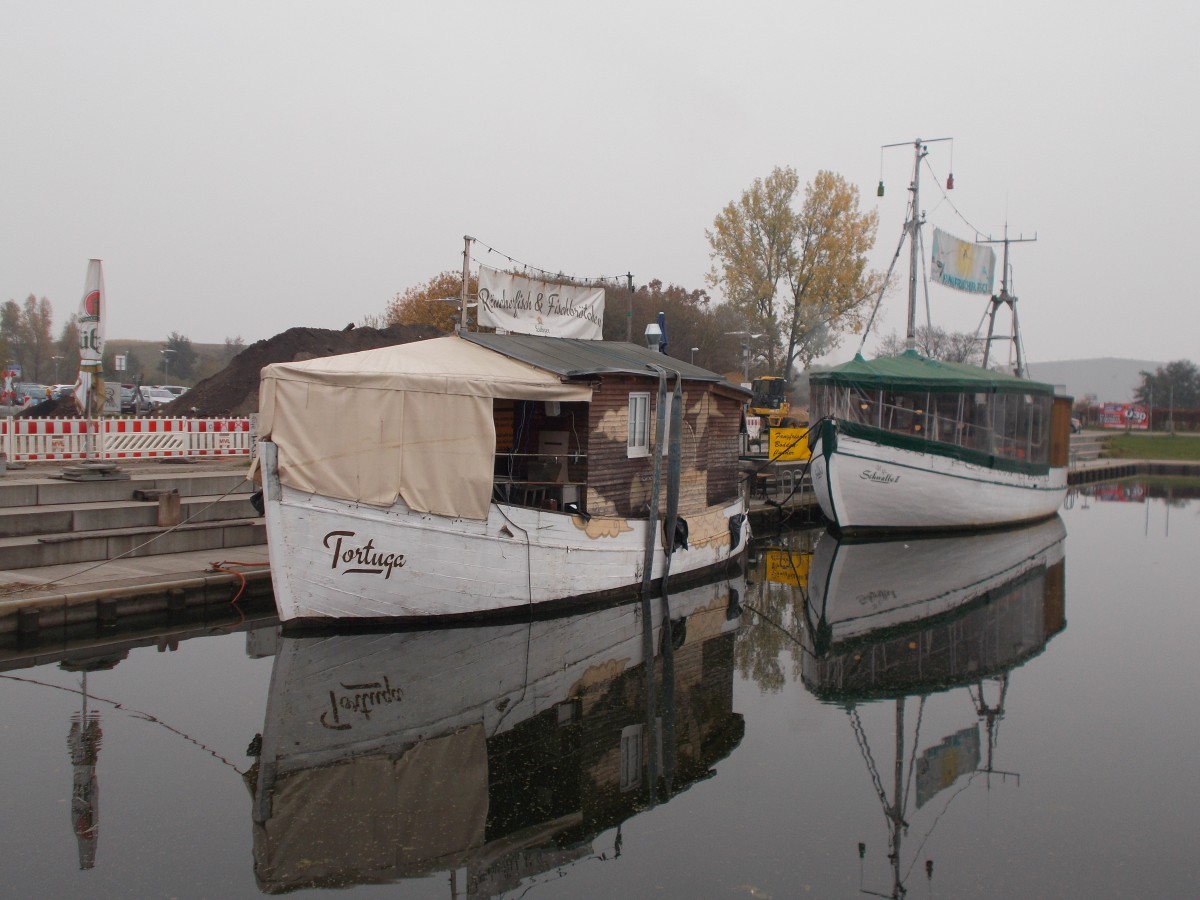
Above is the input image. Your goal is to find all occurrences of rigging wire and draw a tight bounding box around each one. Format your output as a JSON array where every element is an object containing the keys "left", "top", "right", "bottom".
[
  {"left": 0, "top": 672, "right": 248, "bottom": 774},
  {"left": 922, "top": 156, "right": 986, "bottom": 238},
  {"left": 849, "top": 705, "right": 893, "bottom": 819},
  {"left": 901, "top": 695, "right": 927, "bottom": 815}
]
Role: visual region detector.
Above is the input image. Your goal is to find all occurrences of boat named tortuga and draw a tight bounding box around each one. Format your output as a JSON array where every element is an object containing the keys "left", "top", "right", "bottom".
[{"left": 257, "top": 332, "right": 750, "bottom": 623}]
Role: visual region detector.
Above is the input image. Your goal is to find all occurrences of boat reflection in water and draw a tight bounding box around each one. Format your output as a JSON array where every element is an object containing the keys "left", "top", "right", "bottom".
[
  {"left": 247, "top": 576, "right": 746, "bottom": 895},
  {"left": 800, "top": 517, "right": 1067, "bottom": 898}
]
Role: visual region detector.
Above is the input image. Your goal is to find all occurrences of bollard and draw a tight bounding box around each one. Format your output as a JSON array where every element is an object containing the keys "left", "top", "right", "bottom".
[{"left": 157, "top": 489, "right": 182, "bottom": 527}]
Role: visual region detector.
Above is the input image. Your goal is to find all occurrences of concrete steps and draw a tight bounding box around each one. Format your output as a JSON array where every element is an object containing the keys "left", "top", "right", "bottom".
[
  {"left": 1070, "top": 432, "right": 1106, "bottom": 464},
  {"left": 0, "top": 463, "right": 263, "bottom": 570}
]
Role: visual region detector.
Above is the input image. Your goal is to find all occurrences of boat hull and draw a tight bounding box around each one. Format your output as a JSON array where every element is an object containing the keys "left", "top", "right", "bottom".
[
  {"left": 261, "top": 444, "right": 748, "bottom": 623},
  {"left": 809, "top": 421, "right": 1067, "bottom": 533}
]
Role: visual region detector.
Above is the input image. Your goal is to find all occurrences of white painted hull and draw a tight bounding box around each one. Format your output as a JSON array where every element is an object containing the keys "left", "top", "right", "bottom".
[
  {"left": 809, "top": 425, "right": 1067, "bottom": 533},
  {"left": 261, "top": 443, "right": 748, "bottom": 622},
  {"left": 806, "top": 515, "right": 1066, "bottom": 649}
]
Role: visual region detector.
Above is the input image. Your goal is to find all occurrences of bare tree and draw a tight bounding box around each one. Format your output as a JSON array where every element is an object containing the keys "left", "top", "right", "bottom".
[{"left": 875, "top": 326, "right": 983, "bottom": 365}]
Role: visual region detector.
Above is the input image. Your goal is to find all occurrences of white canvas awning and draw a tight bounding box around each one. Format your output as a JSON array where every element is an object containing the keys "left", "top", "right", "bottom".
[{"left": 259, "top": 335, "right": 592, "bottom": 519}]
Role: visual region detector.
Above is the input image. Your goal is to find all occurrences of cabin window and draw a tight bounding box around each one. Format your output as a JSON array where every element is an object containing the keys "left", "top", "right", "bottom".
[{"left": 628, "top": 392, "right": 650, "bottom": 458}]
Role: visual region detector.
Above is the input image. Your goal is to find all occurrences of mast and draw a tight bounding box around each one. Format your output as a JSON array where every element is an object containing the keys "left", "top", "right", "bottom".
[
  {"left": 979, "top": 226, "right": 1037, "bottom": 377},
  {"left": 905, "top": 142, "right": 924, "bottom": 350},
  {"left": 879, "top": 137, "right": 952, "bottom": 352}
]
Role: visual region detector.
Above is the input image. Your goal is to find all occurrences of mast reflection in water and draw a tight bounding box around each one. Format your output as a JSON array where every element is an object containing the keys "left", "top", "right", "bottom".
[
  {"left": 786, "top": 516, "right": 1065, "bottom": 899},
  {"left": 247, "top": 575, "right": 746, "bottom": 895}
]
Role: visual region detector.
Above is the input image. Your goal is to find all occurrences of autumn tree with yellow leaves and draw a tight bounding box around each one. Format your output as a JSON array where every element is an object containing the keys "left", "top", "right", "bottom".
[
  {"left": 373, "top": 271, "right": 478, "bottom": 333},
  {"left": 707, "top": 167, "right": 885, "bottom": 378}
]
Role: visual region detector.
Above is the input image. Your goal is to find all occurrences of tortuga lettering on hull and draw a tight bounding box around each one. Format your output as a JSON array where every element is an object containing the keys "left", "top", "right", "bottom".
[
  {"left": 324, "top": 530, "right": 406, "bottom": 579},
  {"left": 860, "top": 470, "right": 900, "bottom": 484},
  {"left": 321, "top": 676, "right": 404, "bottom": 729}
]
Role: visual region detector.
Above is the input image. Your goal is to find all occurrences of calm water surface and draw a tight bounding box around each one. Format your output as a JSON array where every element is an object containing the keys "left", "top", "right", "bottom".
[{"left": 2, "top": 480, "right": 1198, "bottom": 899}]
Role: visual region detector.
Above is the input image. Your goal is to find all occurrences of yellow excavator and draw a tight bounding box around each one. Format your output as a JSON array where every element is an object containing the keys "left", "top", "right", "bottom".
[{"left": 749, "top": 376, "right": 792, "bottom": 427}]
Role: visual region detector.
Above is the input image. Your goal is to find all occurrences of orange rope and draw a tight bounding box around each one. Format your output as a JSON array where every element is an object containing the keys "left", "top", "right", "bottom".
[{"left": 208, "top": 560, "right": 271, "bottom": 624}]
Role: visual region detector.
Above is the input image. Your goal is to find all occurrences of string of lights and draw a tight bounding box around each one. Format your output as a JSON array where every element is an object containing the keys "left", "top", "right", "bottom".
[{"left": 469, "top": 237, "right": 633, "bottom": 289}]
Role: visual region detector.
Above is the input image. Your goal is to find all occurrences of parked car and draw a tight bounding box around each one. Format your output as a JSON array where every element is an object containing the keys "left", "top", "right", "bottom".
[
  {"left": 51, "top": 384, "right": 75, "bottom": 400},
  {"left": 142, "top": 387, "right": 176, "bottom": 409},
  {"left": 14, "top": 383, "right": 49, "bottom": 406},
  {"left": 160, "top": 385, "right": 189, "bottom": 397},
  {"left": 120, "top": 384, "right": 137, "bottom": 414}
]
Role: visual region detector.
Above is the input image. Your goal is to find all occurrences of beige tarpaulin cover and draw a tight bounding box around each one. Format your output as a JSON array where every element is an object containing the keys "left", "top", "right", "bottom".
[{"left": 259, "top": 335, "right": 591, "bottom": 520}]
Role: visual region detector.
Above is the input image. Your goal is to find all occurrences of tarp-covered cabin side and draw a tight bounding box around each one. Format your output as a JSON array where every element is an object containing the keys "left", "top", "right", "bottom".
[{"left": 258, "top": 336, "right": 591, "bottom": 520}]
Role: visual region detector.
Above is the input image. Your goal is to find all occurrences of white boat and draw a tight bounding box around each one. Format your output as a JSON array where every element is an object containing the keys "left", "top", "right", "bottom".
[
  {"left": 807, "top": 139, "right": 1073, "bottom": 534},
  {"left": 802, "top": 515, "right": 1067, "bottom": 672},
  {"left": 256, "top": 332, "right": 750, "bottom": 623},
  {"left": 248, "top": 576, "right": 745, "bottom": 893}
]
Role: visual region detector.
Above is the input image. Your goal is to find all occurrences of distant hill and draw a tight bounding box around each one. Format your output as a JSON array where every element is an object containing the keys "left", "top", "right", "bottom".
[{"left": 1025, "top": 357, "right": 1164, "bottom": 402}]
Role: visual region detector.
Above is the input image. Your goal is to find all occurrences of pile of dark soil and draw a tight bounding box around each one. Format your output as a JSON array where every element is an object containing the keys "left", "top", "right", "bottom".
[
  {"left": 163, "top": 323, "right": 444, "bottom": 418},
  {"left": 20, "top": 323, "right": 445, "bottom": 419}
]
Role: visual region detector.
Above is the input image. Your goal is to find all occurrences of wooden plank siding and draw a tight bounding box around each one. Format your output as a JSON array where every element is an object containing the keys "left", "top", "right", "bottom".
[{"left": 584, "top": 375, "right": 743, "bottom": 518}]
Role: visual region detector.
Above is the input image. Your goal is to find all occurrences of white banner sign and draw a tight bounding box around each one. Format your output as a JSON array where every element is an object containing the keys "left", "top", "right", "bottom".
[
  {"left": 930, "top": 228, "right": 996, "bottom": 295},
  {"left": 476, "top": 266, "right": 604, "bottom": 340}
]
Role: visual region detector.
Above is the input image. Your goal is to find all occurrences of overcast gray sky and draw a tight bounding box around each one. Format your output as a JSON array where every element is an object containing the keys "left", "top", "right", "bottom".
[{"left": 2, "top": 2, "right": 1195, "bottom": 365}]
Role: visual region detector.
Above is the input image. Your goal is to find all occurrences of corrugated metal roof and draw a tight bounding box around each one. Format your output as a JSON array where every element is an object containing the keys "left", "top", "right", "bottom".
[{"left": 463, "top": 333, "right": 747, "bottom": 392}]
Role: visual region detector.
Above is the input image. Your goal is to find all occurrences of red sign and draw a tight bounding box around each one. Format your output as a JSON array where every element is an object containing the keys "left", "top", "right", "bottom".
[{"left": 1099, "top": 402, "right": 1149, "bottom": 430}]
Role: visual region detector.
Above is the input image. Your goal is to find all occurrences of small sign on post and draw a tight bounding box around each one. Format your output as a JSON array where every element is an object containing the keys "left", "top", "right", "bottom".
[{"left": 768, "top": 427, "right": 811, "bottom": 462}]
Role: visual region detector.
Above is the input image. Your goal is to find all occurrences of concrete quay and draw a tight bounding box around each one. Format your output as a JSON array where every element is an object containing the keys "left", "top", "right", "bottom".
[{"left": 0, "top": 457, "right": 271, "bottom": 641}]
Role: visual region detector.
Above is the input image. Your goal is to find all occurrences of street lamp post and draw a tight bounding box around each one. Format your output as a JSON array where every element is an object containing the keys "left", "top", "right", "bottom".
[
  {"left": 160, "top": 349, "right": 175, "bottom": 385},
  {"left": 724, "top": 331, "right": 763, "bottom": 383},
  {"left": 52, "top": 355, "right": 64, "bottom": 384}
]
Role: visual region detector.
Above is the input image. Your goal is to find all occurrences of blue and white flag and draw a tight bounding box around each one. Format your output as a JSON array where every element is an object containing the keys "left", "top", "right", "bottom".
[{"left": 930, "top": 228, "right": 996, "bottom": 295}]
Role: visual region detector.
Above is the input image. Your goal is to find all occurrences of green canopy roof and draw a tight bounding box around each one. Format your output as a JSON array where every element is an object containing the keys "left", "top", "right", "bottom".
[{"left": 809, "top": 350, "right": 1059, "bottom": 396}]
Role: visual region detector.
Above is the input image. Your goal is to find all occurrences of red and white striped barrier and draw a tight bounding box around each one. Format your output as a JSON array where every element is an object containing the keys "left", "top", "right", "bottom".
[{"left": 1, "top": 416, "right": 256, "bottom": 462}]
